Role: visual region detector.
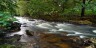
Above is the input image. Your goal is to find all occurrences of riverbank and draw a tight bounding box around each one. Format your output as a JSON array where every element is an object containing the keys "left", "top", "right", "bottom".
[
  {"left": 4, "top": 32, "right": 93, "bottom": 48},
  {"left": 0, "top": 16, "right": 96, "bottom": 48},
  {"left": 29, "top": 15, "right": 96, "bottom": 27}
]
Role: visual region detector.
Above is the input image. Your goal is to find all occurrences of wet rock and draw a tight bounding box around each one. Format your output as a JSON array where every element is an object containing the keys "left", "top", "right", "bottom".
[
  {"left": 5, "top": 22, "right": 21, "bottom": 32},
  {"left": 10, "top": 32, "right": 92, "bottom": 48},
  {"left": 0, "top": 34, "right": 21, "bottom": 45},
  {"left": 68, "top": 20, "right": 92, "bottom": 25},
  {"left": 86, "top": 38, "right": 96, "bottom": 48},
  {"left": 38, "top": 33, "right": 91, "bottom": 48},
  {"left": 26, "top": 30, "right": 34, "bottom": 36},
  {"left": 0, "top": 32, "right": 7, "bottom": 38},
  {"left": 83, "top": 40, "right": 92, "bottom": 46},
  {"left": 28, "top": 19, "right": 35, "bottom": 21}
]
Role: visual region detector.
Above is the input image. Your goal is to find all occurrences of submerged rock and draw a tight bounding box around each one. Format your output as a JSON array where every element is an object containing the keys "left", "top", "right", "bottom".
[
  {"left": 16, "top": 32, "right": 92, "bottom": 48},
  {"left": 38, "top": 33, "right": 91, "bottom": 48}
]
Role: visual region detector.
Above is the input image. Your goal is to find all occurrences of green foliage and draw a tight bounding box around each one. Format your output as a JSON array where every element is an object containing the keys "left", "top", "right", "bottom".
[
  {"left": 0, "top": 12, "right": 17, "bottom": 29},
  {"left": 28, "top": 0, "right": 77, "bottom": 16},
  {"left": 0, "top": 0, "right": 17, "bottom": 15},
  {"left": 0, "top": 0, "right": 17, "bottom": 29},
  {"left": 16, "top": 0, "right": 77, "bottom": 16},
  {"left": 16, "top": 0, "right": 29, "bottom": 16},
  {"left": 14, "top": 0, "right": 96, "bottom": 16},
  {"left": 0, "top": 44, "right": 15, "bottom": 48},
  {"left": 28, "top": 0, "right": 54, "bottom": 16}
]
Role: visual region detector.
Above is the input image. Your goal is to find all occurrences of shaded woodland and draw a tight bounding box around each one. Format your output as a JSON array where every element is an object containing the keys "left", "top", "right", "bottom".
[{"left": 0, "top": 0, "right": 96, "bottom": 48}]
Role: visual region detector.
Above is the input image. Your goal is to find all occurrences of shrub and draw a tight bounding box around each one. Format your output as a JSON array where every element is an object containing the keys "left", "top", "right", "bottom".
[{"left": 0, "top": 12, "right": 17, "bottom": 29}]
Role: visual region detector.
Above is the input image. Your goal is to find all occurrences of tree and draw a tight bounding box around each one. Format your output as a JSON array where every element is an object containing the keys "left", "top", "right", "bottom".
[
  {"left": 0, "top": 0, "right": 17, "bottom": 15},
  {"left": 81, "top": 0, "right": 86, "bottom": 17},
  {"left": 16, "top": 0, "right": 29, "bottom": 16},
  {"left": 28, "top": 0, "right": 76, "bottom": 16}
]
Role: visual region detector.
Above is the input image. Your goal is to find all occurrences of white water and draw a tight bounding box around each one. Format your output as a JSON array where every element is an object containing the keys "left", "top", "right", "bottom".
[{"left": 9, "top": 16, "right": 96, "bottom": 42}]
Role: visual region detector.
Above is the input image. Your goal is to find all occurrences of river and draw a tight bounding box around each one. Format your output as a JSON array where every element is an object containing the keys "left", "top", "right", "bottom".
[
  {"left": 7, "top": 16, "right": 96, "bottom": 39},
  {"left": 3, "top": 16, "right": 96, "bottom": 48}
]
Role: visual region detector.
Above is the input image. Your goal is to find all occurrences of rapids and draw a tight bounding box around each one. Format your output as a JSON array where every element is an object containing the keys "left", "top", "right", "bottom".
[{"left": 8, "top": 16, "right": 96, "bottom": 42}]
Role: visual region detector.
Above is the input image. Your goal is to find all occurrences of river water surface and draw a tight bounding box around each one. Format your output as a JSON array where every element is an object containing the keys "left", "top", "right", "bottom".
[{"left": 7, "top": 16, "right": 96, "bottom": 42}]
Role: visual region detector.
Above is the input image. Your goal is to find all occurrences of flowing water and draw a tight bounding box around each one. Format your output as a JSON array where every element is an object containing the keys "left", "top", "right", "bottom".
[{"left": 8, "top": 16, "right": 96, "bottom": 42}]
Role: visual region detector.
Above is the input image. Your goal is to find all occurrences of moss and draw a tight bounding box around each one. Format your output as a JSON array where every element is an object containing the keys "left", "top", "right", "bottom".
[
  {"left": 0, "top": 44, "right": 15, "bottom": 48},
  {"left": 69, "top": 20, "right": 92, "bottom": 25}
]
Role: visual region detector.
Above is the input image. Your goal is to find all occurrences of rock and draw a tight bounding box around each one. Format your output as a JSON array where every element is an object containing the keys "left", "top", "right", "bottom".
[
  {"left": 0, "top": 34, "right": 21, "bottom": 45},
  {"left": 26, "top": 30, "right": 34, "bottom": 36},
  {"left": 0, "top": 31, "right": 7, "bottom": 38},
  {"left": 11, "top": 32, "right": 92, "bottom": 48},
  {"left": 7, "top": 22, "right": 21, "bottom": 32},
  {"left": 69, "top": 20, "right": 92, "bottom": 25},
  {"left": 87, "top": 38, "right": 96, "bottom": 48},
  {"left": 83, "top": 40, "right": 92, "bottom": 46},
  {"left": 38, "top": 33, "right": 92, "bottom": 48}
]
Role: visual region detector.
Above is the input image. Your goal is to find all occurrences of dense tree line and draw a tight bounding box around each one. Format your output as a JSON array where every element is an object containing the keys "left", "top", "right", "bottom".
[
  {"left": 0, "top": 0, "right": 96, "bottom": 17},
  {"left": 17, "top": 0, "right": 96, "bottom": 16},
  {"left": 0, "top": 0, "right": 17, "bottom": 15}
]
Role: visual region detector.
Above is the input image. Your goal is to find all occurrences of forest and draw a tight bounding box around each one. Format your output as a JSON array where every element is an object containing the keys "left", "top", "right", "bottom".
[{"left": 0, "top": 0, "right": 96, "bottom": 48}]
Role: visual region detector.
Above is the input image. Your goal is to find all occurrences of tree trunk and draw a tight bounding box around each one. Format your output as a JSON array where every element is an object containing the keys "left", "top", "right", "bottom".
[{"left": 81, "top": 0, "right": 85, "bottom": 17}]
